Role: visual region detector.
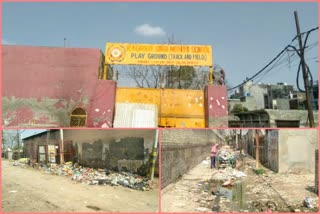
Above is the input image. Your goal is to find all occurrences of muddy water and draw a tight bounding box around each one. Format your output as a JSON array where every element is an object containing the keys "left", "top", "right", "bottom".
[{"left": 202, "top": 179, "right": 254, "bottom": 212}]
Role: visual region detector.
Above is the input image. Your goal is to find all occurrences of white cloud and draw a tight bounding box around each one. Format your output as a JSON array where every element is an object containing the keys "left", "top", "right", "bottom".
[{"left": 134, "top": 24, "right": 166, "bottom": 37}]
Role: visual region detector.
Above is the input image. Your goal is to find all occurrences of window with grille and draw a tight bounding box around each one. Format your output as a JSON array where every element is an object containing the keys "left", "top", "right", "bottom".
[{"left": 70, "top": 107, "right": 87, "bottom": 127}]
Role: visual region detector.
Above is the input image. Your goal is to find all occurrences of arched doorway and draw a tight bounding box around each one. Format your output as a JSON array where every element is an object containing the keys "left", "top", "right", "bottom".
[{"left": 70, "top": 107, "right": 87, "bottom": 127}]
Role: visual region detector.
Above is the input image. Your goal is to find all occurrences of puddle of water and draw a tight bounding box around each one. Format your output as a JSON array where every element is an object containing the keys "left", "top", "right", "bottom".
[
  {"left": 201, "top": 179, "right": 252, "bottom": 212},
  {"left": 216, "top": 180, "right": 247, "bottom": 211}
]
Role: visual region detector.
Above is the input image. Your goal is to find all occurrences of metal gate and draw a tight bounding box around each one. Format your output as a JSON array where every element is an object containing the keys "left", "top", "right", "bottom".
[{"left": 116, "top": 88, "right": 205, "bottom": 128}]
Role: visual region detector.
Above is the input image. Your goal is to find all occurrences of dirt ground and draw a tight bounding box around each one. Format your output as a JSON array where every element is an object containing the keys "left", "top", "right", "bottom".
[
  {"left": 1, "top": 160, "right": 159, "bottom": 212},
  {"left": 161, "top": 146, "right": 319, "bottom": 213}
]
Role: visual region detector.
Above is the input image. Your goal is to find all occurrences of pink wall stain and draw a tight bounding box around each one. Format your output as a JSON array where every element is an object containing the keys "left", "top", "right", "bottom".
[{"left": 3, "top": 45, "right": 116, "bottom": 127}]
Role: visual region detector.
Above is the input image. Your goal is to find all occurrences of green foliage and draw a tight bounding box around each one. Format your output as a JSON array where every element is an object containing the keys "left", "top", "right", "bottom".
[
  {"left": 231, "top": 104, "right": 248, "bottom": 114},
  {"left": 253, "top": 168, "right": 265, "bottom": 175},
  {"left": 272, "top": 89, "right": 286, "bottom": 99},
  {"left": 230, "top": 93, "right": 241, "bottom": 99}
]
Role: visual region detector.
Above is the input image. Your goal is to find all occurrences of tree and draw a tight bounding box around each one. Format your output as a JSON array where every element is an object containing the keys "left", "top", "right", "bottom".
[
  {"left": 124, "top": 35, "right": 215, "bottom": 89},
  {"left": 125, "top": 65, "right": 161, "bottom": 88},
  {"left": 2, "top": 130, "right": 24, "bottom": 151},
  {"left": 165, "top": 66, "right": 196, "bottom": 89},
  {"left": 231, "top": 104, "right": 248, "bottom": 114}
]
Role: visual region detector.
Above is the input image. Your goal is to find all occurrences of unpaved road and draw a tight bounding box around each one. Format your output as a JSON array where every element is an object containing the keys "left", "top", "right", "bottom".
[
  {"left": 2, "top": 160, "right": 159, "bottom": 212},
  {"left": 162, "top": 146, "right": 319, "bottom": 212},
  {"left": 161, "top": 156, "right": 217, "bottom": 212}
]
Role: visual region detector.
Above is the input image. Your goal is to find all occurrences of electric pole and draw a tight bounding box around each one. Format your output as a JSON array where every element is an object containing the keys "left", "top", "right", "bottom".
[
  {"left": 149, "top": 130, "right": 158, "bottom": 180},
  {"left": 294, "top": 11, "right": 315, "bottom": 127},
  {"left": 239, "top": 129, "right": 242, "bottom": 155},
  {"left": 255, "top": 130, "right": 260, "bottom": 169}
]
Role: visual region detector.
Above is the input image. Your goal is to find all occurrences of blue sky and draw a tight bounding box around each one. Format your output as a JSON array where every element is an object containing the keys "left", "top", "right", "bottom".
[{"left": 2, "top": 2, "right": 318, "bottom": 93}]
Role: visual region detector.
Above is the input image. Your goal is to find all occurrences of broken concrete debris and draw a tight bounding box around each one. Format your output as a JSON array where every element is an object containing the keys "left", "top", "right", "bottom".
[{"left": 12, "top": 159, "right": 151, "bottom": 191}]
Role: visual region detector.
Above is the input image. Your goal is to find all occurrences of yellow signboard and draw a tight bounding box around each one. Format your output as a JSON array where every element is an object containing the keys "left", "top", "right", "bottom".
[{"left": 105, "top": 43, "right": 212, "bottom": 66}]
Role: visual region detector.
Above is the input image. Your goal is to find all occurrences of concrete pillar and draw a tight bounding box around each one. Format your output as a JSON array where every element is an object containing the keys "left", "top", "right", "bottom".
[
  {"left": 204, "top": 85, "right": 228, "bottom": 128},
  {"left": 87, "top": 80, "right": 117, "bottom": 127},
  {"left": 235, "top": 133, "right": 238, "bottom": 150}
]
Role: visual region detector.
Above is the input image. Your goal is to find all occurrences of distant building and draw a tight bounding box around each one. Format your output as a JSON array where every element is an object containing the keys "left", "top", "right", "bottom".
[
  {"left": 311, "top": 80, "right": 319, "bottom": 110},
  {"left": 228, "top": 80, "right": 319, "bottom": 127},
  {"left": 239, "top": 81, "right": 294, "bottom": 110},
  {"left": 229, "top": 109, "right": 318, "bottom": 128}
]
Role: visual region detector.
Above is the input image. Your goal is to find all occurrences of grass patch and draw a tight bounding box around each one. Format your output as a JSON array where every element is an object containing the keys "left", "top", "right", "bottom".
[{"left": 253, "top": 168, "right": 265, "bottom": 175}]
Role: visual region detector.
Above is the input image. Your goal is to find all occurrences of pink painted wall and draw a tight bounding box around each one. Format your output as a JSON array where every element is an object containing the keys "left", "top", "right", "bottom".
[
  {"left": 204, "top": 85, "right": 228, "bottom": 127},
  {"left": 2, "top": 45, "right": 116, "bottom": 127}
]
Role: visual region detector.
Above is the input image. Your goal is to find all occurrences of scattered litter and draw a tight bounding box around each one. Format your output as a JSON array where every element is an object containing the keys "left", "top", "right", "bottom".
[
  {"left": 233, "top": 171, "right": 247, "bottom": 178},
  {"left": 303, "top": 197, "right": 313, "bottom": 208},
  {"left": 222, "top": 180, "right": 234, "bottom": 187},
  {"left": 212, "top": 167, "right": 246, "bottom": 180},
  {"left": 195, "top": 207, "right": 211, "bottom": 212},
  {"left": 12, "top": 158, "right": 29, "bottom": 167},
  {"left": 202, "top": 160, "right": 209, "bottom": 165},
  {"left": 13, "top": 161, "right": 152, "bottom": 191}
]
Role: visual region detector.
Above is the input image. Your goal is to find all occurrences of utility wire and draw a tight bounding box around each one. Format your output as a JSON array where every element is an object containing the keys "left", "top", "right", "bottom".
[
  {"left": 227, "top": 46, "right": 290, "bottom": 91},
  {"left": 227, "top": 27, "right": 319, "bottom": 91},
  {"left": 255, "top": 43, "right": 317, "bottom": 83},
  {"left": 290, "top": 26, "right": 319, "bottom": 43},
  {"left": 295, "top": 30, "right": 316, "bottom": 92}
]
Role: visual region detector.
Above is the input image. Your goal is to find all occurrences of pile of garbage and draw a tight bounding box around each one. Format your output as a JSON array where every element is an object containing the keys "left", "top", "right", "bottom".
[
  {"left": 218, "top": 150, "right": 235, "bottom": 161},
  {"left": 44, "top": 162, "right": 151, "bottom": 191},
  {"left": 12, "top": 158, "right": 29, "bottom": 167},
  {"left": 212, "top": 167, "right": 247, "bottom": 181},
  {"left": 13, "top": 161, "right": 152, "bottom": 191}
]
